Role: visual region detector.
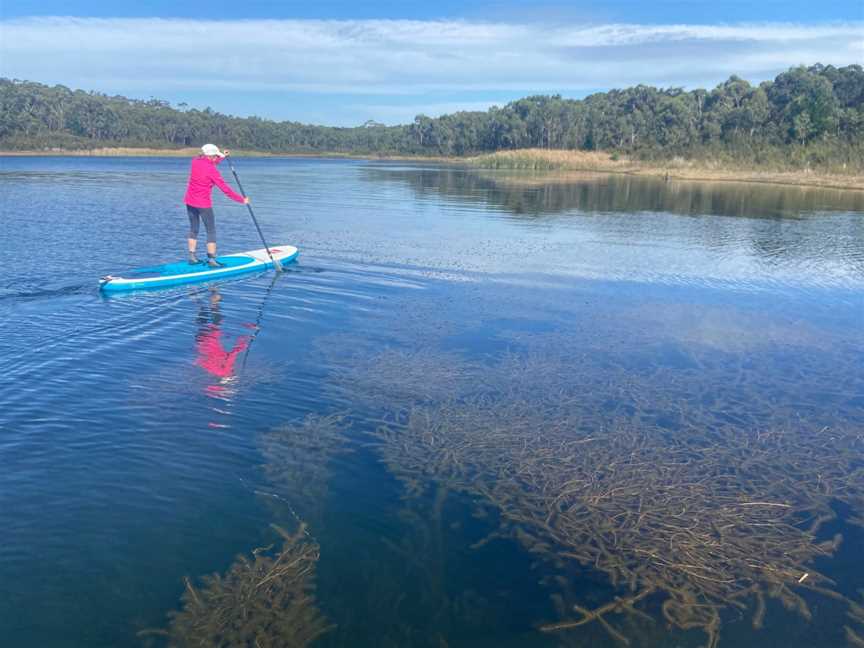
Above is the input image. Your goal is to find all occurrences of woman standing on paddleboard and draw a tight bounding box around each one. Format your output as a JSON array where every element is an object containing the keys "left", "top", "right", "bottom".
[{"left": 184, "top": 144, "right": 250, "bottom": 268}]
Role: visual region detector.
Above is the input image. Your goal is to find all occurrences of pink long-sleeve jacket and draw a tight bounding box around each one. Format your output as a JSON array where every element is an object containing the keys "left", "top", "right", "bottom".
[{"left": 184, "top": 155, "right": 245, "bottom": 208}]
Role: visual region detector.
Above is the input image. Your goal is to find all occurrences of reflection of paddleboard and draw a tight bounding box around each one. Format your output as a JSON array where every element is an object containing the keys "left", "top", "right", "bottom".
[{"left": 99, "top": 245, "right": 298, "bottom": 292}]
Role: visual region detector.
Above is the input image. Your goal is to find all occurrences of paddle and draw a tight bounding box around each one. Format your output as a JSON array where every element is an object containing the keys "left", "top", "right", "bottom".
[{"left": 226, "top": 155, "right": 283, "bottom": 273}]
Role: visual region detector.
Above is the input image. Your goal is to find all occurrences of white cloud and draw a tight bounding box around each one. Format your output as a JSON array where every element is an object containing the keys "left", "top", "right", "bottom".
[{"left": 1, "top": 17, "right": 860, "bottom": 121}]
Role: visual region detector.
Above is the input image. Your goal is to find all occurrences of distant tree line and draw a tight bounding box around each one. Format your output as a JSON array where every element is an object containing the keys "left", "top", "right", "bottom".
[{"left": 1, "top": 65, "right": 861, "bottom": 167}]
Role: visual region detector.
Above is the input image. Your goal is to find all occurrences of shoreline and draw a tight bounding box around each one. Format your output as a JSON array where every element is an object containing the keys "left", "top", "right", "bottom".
[
  {"left": 2, "top": 147, "right": 862, "bottom": 191},
  {"left": 0, "top": 147, "right": 456, "bottom": 162}
]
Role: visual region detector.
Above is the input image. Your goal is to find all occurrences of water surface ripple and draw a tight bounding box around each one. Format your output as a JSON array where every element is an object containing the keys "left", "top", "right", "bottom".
[{"left": 1, "top": 156, "right": 862, "bottom": 648}]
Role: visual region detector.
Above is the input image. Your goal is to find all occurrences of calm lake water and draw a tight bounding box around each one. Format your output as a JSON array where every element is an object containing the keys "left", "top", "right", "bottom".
[{"left": 1, "top": 157, "right": 863, "bottom": 648}]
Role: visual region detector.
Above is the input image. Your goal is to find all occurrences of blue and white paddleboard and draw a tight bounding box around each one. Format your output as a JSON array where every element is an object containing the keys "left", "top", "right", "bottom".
[{"left": 99, "top": 245, "right": 299, "bottom": 292}]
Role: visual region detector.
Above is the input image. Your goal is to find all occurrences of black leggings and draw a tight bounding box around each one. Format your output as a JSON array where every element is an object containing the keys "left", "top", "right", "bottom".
[{"left": 187, "top": 206, "right": 216, "bottom": 243}]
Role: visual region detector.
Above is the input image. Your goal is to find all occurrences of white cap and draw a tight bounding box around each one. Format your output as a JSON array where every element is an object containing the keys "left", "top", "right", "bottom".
[{"left": 201, "top": 143, "right": 225, "bottom": 157}]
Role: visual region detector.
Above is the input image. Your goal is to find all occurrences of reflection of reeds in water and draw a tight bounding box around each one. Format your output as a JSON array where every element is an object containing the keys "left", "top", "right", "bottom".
[
  {"left": 145, "top": 524, "right": 331, "bottom": 648},
  {"left": 341, "top": 344, "right": 864, "bottom": 648}
]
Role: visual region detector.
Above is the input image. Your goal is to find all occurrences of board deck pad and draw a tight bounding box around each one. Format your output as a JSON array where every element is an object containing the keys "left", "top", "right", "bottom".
[
  {"left": 126, "top": 255, "right": 256, "bottom": 279},
  {"left": 100, "top": 246, "right": 298, "bottom": 292}
]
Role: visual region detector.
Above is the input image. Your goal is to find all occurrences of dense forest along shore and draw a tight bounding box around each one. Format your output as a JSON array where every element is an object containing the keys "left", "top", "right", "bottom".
[{"left": 1, "top": 64, "right": 862, "bottom": 183}]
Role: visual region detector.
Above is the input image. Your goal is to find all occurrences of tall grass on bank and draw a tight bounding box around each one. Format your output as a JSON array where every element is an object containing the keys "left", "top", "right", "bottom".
[
  {"left": 471, "top": 148, "right": 864, "bottom": 191},
  {"left": 471, "top": 149, "right": 634, "bottom": 171}
]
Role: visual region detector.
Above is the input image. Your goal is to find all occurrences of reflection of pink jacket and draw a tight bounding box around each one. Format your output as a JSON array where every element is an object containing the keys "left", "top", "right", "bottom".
[
  {"left": 184, "top": 155, "right": 245, "bottom": 208},
  {"left": 195, "top": 325, "right": 250, "bottom": 378}
]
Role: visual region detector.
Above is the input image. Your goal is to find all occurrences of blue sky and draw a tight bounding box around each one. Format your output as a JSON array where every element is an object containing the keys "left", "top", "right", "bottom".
[
  {"left": 1, "top": 1, "right": 862, "bottom": 126},
  {"left": 4, "top": 0, "right": 862, "bottom": 23}
]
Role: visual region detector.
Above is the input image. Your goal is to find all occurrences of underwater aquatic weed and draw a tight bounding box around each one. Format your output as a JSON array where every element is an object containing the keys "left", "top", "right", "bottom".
[
  {"left": 378, "top": 396, "right": 864, "bottom": 646},
  {"left": 342, "top": 340, "right": 864, "bottom": 648},
  {"left": 327, "top": 346, "right": 480, "bottom": 407},
  {"left": 259, "top": 413, "right": 353, "bottom": 524},
  {"left": 141, "top": 414, "right": 348, "bottom": 648},
  {"left": 148, "top": 523, "right": 332, "bottom": 648}
]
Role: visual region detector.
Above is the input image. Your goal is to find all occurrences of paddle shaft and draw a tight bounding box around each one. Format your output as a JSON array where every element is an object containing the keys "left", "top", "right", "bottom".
[{"left": 226, "top": 157, "right": 283, "bottom": 273}]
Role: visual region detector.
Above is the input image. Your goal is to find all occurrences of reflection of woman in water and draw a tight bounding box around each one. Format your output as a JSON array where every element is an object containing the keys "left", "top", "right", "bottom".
[{"left": 194, "top": 288, "right": 251, "bottom": 394}]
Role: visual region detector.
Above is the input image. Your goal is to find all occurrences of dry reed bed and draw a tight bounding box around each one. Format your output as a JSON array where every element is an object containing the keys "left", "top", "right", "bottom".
[{"left": 471, "top": 149, "right": 864, "bottom": 191}]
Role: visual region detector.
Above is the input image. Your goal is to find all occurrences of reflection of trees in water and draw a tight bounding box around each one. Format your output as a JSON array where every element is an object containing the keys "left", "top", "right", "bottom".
[
  {"left": 362, "top": 165, "right": 864, "bottom": 279},
  {"left": 314, "top": 487, "right": 532, "bottom": 648},
  {"left": 363, "top": 166, "right": 864, "bottom": 219},
  {"left": 321, "top": 326, "right": 864, "bottom": 647},
  {"left": 262, "top": 412, "right": 537, "bottom": 647}
]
